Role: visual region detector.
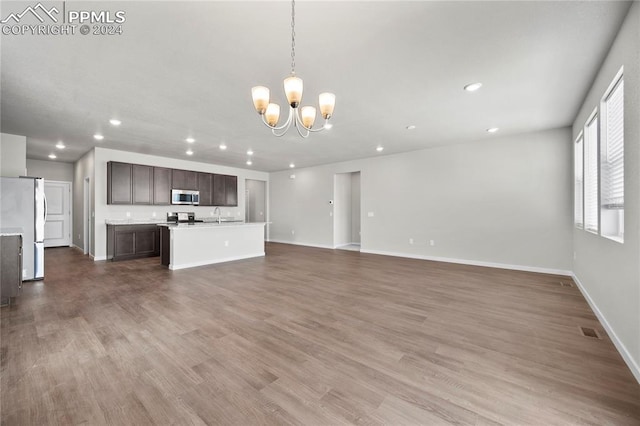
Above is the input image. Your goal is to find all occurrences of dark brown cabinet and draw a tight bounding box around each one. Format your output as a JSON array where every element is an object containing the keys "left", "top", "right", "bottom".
[
  {"left": 107, "top": 162, "right": 132, "bottom": 204},
  {"left": 172, "top": 169, "right": 197, "bottom": 191},
  {"left": 107, "top": 161, "right": 238, "bottom": 207},
  {"left": 153, "top": 167, "right": 172, "bottom": 205},
  {"left": 213, "top": 174, "right": 238, "bottom": 207},
  {"left": 225, "top": 175, "right": 238, "bottom": 206},
  {"left": 197, "top": 173, "right": 213, "bottom": 206},
  {"left": 132, "top": 165, "right": 153, "bottom": 205},
  {"left": 107, "top": 224, "right": 160, "bottom": 261}
]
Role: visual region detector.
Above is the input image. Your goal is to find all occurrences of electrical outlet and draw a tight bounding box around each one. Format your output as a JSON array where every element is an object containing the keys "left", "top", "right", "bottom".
[
  {"left": 409, "top": 238, "right": 414, "bottom": 244},
  {"left": 224, "top": 240, "right": 229, "bottom": 247},
  {"left": 210, "top": 211, "right": 214, "bottom": 216},
  {"left": 329, "top": 212, "right": 333, "bottom": 217},
  {"left": 291, "top": 230, "right": 295, "bottom": 235},
  {"left": 429, "top": 240, "right": 435, "bottom": 246},
  {"left": 126, "top": 212, "right": 131, "bottom": 217},
  {"left": 368, "top": 212, "right": 375, "bottom": 217},
  {"left": 152, "top": 212, "right": 156, "bottom": 217}
]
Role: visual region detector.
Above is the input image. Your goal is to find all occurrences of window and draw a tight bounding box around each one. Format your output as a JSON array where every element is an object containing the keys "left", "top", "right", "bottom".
[
  {"left": 600, "top": 71, "right": 624, "bottom": 242},
  {"left": 574, "top": 134, "right": 584, "bottom": 228},
  {"left": 583, "top": 112, "right": 599, "bottom": 234}
]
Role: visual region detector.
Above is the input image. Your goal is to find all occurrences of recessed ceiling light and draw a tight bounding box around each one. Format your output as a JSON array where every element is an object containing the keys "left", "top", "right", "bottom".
[
  {"left": 186, "top": 137, "right": 195, "bottom": 143},
  {"left": 289, "top": 163, "right": 295, "bottom": 168},
  {"left": 109, "top": 119, "right": 121, "bottom": 126},
  {"left": 376, "top": 146, "right": 384, "bottom": 152},
  {"left": 486, "top": 127, "right": 499, "bottom": 133},
  {"left": 48, "top": 153, "right": 57, "bottom": 159},
  {"left": 247, "top": 149, "right": 254, "bottom": 156},
  {"left": 464, "top": 82, "right": 483, "bottom": 92},
  {"left": 56, "top": 142, "right": 65, "bottom": 149},
  {"left": 324, "top": 123, "right": 333, "bottom": 130},
  {"left": 186, "top": 149, "right": 194, "bottom": 155},
  {"left": 93, "top": 134, "right": 104, "bottom": 140},
  {"left": 406, "top": 125, "right": 416, "bottom": 130},
  {"left": 246, "top": 160, "right": 253, "bottom": 166},
  {"left": 219, "top": 143, "right": 227, "bottom": 150}
]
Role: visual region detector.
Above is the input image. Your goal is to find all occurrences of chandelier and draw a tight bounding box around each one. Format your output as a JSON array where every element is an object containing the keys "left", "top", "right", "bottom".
[{"left": 251, "top": 0, "right": 335, "bottom": 138}]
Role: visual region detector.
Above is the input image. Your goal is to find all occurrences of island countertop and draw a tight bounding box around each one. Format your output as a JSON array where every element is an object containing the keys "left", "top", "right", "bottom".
[{"left": 158, "top": 222, "right": 266, "bottom": 230}]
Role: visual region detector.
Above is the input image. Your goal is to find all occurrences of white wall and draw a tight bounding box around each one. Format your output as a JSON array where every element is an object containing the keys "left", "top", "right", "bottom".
[
  {"left": 572, "top": 2, "right": 640, "bottom": 382},
  {"left": 92, "top": 147, "right": 269, "bottom": 260},
  {"left": 0, "top": 133, "right": 26, "bottom": 177},
  {"left": 270, "top": 127, "right": 573, "bottom": 273},
  {"left": 73, "top": 150, "right": 95, "bottom": 253},
  {"left": 26, "top": 159, "right": 74, "bottom": 182}
]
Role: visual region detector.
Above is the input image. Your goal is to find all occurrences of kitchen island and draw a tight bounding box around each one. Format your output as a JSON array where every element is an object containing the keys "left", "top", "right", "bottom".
[{"left": 158, "top": 222, "right": 266, "bottom": 270}]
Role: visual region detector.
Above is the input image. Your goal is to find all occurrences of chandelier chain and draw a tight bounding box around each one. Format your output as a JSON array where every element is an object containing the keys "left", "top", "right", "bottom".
[{"left": 290, "top": 0, "right": 296, "bottom": 75}]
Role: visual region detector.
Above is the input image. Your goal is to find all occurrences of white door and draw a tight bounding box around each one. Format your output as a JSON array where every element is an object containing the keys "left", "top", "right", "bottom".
[{"left": 44, "top": 181, "right": 72, "bottom": 247}]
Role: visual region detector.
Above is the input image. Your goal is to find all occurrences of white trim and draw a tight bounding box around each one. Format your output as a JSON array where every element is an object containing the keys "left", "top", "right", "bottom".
[
  {"left": 168, "top": 252, "right": 264, "bottom": 270},
  {"left": 572, "top": 273, "right": 640, "bottom": 384},
  {"left": 267, "top": 239, "right": 335, "bottom": 250},
  {"left": 92, "top": 255, "right": 107, "bottom": 261},
  {"left": 71, "top": 244, "right": 84, "bottom": 252},
  {"left": 360, "top": 249, "right": 572, "bottom": 276}
]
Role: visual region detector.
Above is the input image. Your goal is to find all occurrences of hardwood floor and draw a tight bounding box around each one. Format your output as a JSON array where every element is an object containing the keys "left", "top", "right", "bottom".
[{"left": 1, "top": 243, "right": 639, "bottom": 425}]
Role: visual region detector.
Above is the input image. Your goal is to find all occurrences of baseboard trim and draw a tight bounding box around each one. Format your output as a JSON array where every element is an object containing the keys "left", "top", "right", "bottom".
[
  {"left": 572, "top": 273, "right": 640, "bottom": 384},
  {"left": 267, "top": 240, "right": 335, "bottom": 250},
  {"left": 361, "top": 249, "right": 572, "bottom": 276},
  {"left": 92, "top": 255, "right": 107, "bottom": 261},
  {"left": 169, "top": 252, "right": 265, "bottom": 271}
]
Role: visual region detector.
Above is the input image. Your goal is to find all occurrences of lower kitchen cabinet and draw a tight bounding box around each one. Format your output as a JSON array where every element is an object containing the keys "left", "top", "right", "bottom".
[
  {"left": 1, "top": 235, "right": 22, "bottom": 306},
  {"left": 107, "top": 224, "right": 160, "bottom": 261}
]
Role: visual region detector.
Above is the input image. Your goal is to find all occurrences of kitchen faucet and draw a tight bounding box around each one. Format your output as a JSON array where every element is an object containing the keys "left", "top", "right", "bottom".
[{"left": 213, "top": 207, "right": 221, "bottom": 224}]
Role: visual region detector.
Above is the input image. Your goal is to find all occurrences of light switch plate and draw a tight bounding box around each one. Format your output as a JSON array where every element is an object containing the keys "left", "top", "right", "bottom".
[{"left": 368, "top": 212, "right": 375, "bottom": 217}]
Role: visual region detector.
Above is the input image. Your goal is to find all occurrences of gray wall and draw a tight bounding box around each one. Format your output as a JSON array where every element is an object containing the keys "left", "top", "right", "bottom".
[
  {"left": 0, "top": 133, "right": 26, "bottom": 177},
  {"left": 572, "top": 2, "right": 639, "bottom": 382},
  {"left": 270, "top": 127, "right": 573, "bottom": 273},
  {"left": 73, "top": 150, "right": 95, "bottom": 253},
  {"left": 26, "top": 159, "right": 74, "bottom": 182}
]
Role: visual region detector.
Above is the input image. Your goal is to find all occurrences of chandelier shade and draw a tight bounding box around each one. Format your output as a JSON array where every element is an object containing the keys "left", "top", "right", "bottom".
[{"left": 251, "top": 0, "right": 335, "bottom": 138}]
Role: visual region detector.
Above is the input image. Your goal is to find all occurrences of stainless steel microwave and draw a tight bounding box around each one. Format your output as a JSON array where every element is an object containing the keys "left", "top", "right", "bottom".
[{"left": 171, "top": 189, "right": 200, "bottom": 205}]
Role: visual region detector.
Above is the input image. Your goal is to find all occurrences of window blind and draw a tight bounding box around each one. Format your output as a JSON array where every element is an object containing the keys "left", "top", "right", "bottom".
[
  {"left": 602, "top": 77, "right": 624, "bottom": 209},
  {"left": 584, "top": 114, "right": 599, "bottom": 233},
  {"left": 574, "top": 136, "right": 584, "bottom": 228}
]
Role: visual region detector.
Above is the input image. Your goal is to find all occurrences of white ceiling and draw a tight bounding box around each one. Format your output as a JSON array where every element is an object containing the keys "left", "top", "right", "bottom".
[{"left": 0, "top": 1, "right": 632, "bottom": 171}]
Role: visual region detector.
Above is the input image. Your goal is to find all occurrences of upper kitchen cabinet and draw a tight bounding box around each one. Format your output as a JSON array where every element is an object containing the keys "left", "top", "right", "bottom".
[
  {"left": 172, "top": 169, "right": 197, "bottom": 191},
  {"left": 213, "top": 174, "right": 238, "bottom": 207},
  {"left": 153, "top": 167, "right": 172, "bottom": 205},
  {"left": 197, "top": 173, "right": 213, "bottom": 206},
  {"left": 107, "top": 162, "right": 132, "bottom": 204},
  {"left": 132, "top": 165, "right": 153, "bottom": 205},
  {"left": 225, "top": 175, "right": 238, "bottom": 206}
]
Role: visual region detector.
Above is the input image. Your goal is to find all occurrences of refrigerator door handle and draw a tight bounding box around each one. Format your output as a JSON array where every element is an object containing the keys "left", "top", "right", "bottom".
[{"left": 44, "top": 193, "right": 48, "bottom": 223}]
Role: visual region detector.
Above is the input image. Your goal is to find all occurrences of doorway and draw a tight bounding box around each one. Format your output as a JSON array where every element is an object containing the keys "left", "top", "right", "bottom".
[
  {"left": 83, "top": 177, "right": 91, "bottom": 255},
  {"left": 44, "top": 181, "right": 72, "bottom": 247},
  {"left": 245, "top": 179, "right": 267, "bottom": 239},
  {"left": 333, "top": 171, "right": 361, "bottom": 251}
]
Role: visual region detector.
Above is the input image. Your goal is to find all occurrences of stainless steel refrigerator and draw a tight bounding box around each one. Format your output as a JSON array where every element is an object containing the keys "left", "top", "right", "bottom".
[{"left": 0, "top": 177, "right": 46, "bottom": 280}]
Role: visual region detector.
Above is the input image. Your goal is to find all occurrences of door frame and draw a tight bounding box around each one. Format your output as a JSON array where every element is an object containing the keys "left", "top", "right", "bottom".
[
  {"left": 83, "top": 177, "right": 91, "bottom": 255},
  {"left": 43, "top": 180, "right": 73, "bottom": 247}
]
